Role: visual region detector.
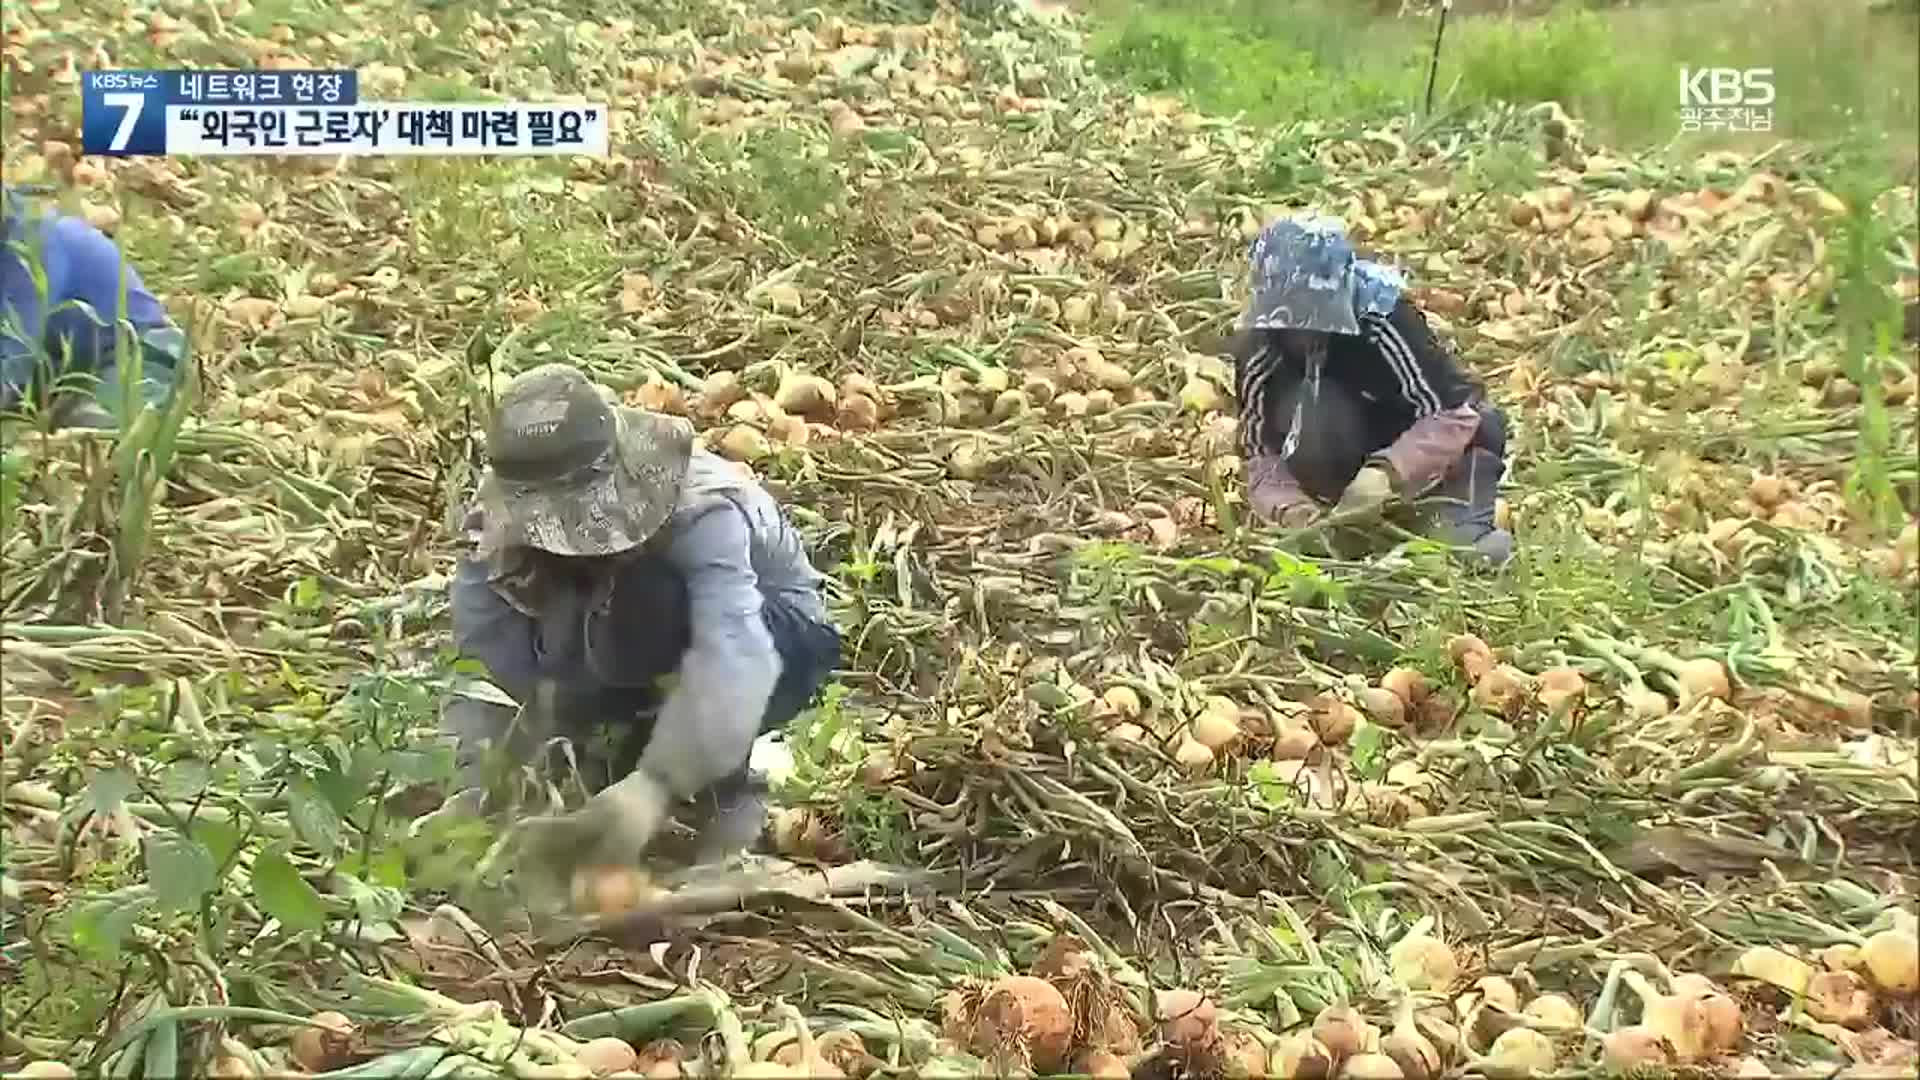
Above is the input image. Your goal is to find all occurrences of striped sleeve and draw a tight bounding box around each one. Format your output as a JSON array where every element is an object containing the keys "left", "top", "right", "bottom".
[
  {"left": 1358, "top": 305, "right": 1474, "bottom": 418},
  {"left": 1234, "top": 339, "right": 1286, "bottom": 457}
]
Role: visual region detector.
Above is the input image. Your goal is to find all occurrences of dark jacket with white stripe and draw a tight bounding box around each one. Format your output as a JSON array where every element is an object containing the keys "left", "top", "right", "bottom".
[{"left": 1234, "top": 298, "right": 1492, "bottom": 512}]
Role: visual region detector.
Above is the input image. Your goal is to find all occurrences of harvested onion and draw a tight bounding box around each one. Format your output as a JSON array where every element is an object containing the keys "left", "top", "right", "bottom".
[
  {"left": 290, "top": 1012, "right": 356, "bottom": 1073},
  {"left": 1155, "top": 988, "right": 1219, "bottom": 1050},
  {"left": 1383, "top": 999, "right": 1440, "bottom": 1080},
  {"left": 967, "top": 975, "right": 1074, "bottom": 1073},
  {"left": 1600, "top": 1026, "right": 1673, "bottom": 1073},
  {"left": 1272, "top": 1033, "right": 1335, "bottom": 1080},
  {"left": 1674, "top": 657, "right": 1731, "bottom": 709},
  {"left": 1805, "top": 970, "right": 1875, "bottom": 1027},
  {"left": 1388, "top": 933, "right": 1458, "bottom": 991},
  {"left": 1619, "top": 970, "right": 1709, "bottom": 1062},
  {"left": 1861, "top": 928, "right": 1918, "bottom": 993},
  {"left": 1381, "top": 667, "right": 1431, "bottom": 707},
  {"left": 1359, "top": 687, "right": 1408, "bottom": 727},
  {"left": 1537, "top": 667, "right": 1587, "bottom": 712},
  {"left": 1314, "top": 1004, "right": 1373, "bottom": 1061},
  {"left": 576, "top": 1038, "right": 640, "bottom": 1077},
  {"left": 1174, "top": 736, "right": 1216, "bottom": 773},
  {"left": 1521, "top": 994, "right": 1582, "bottom": 1031},
  {"left": 1271, "top": 718, "right": 1320, "bottom": 761},
  {"left": 1190, "top": 699, "right": 1243, "bottom": 753},
  {"left": 1311, "top": 695, "right": 1361, "bottom": 746},
  {"left": 1483, "top": 1028, "right": 1556, "bottom": 1078},
  {"left": 1221, "top": 1026, "right": 1273, "bottom": 1078},
  {"left": 1342, "top": 1052, "right": 1405, "bottom": 1079},
  {"left": 1074, "top": 1050, "right": 1131, "bottom": 1079}
]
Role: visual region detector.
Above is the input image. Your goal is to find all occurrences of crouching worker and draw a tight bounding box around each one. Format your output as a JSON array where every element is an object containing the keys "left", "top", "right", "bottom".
[
  {"left": 1231, "top": 215, "right": 1513, "bottom": 566},
  {"left": 2, "top": 186, "right": 190, "bottom": 429},
  {"left": 444, "top": 363, "right": 841, "bottom": 876}
]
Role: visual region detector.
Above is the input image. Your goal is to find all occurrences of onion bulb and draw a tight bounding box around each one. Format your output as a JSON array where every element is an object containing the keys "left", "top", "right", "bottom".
[
  {"left": 1314, "top": 1005, "right": 1373, "bottom": 1061},
  {"left": 1520, "top": 994, "right": 1582, "bottom": 1031},
  {"left": 1173, "top": 736, "right": 1216, "bottom": 774},
  {"left": 1272, "top": 1033, "right": 1335, "bottom": 1080},
  {"left": 1475, "top": 977, "right": 1522, "bottom": 1015},
  {"left": 633, "top": 1040, "right": 685, "bottom": 1079},
  {"left": 1359, "top": 687, "right": 1408, "bottom": 727},
  {"left": 1446, "top": 634, "right": 1491, "bottom": 664},
  {"left": 1221, "top": 1026, "right": 1273, "bottom": 1078},
  {"left": 1342, "top": 1052, "right": 1405, "bottom": 1079},
  {"left": 772, "top": 372, "right": 838, "bottom": 420},
  {"left": 1860, "top": 928, "right": 1918, "bottom": 993},
  {"left": 1483, "top": 1028, "right": 1556, "bottom": 1078},
  {"left": 1620, "top": 970, "right": 1709, "bottom": 1062},
  {"left": 1470, "top": 665, "right": 1529, "bottom": 716},
  {"left": 1074, "top": 1050, "right": 1131, "bottom": 1080},
  {"left": 1380, "top": 667, "right": 1431, "bottom": 707},
  {"left": 575, "top": 1039, "right": 640, "bottom": 1077},
  {"left": 1102, "top": 685, "right": 1144, "bottom": 718},
  {"left": 969, "top": 976, "right": 1074, "bottom": 1073},
  {"left": 1155, "top": 988, "right": 1219, "bottom": 1050},
  {"left": 1191, "top": 700, "right": 1243, "bottom": 752},
  {"left": 571, "top": 866, "right": 658, "bottom": 917},
  {"left": 290, "top": 1012, "right": 357, "bottom": 1073},
  {"left": 1674, "top": 657, "right": 1731, "bottom": 709},
  {"left": 1623, "top": 684, "right": 1671, "bottom": 719},
  {"left": 1821, "top": 943, "right": 1867, "bottom": 972},
  {"left": 1600, "top": 1026, "right": 1673, "bottom": 1073},
  {"left": 1731, "top": 945, "right": 1816, "bottom": 994},
  {"left": 1383, "top": 1000, "right": 1440, "bottom": 1080},
  {"left": 1311, "top": 694, "right": 1361, "bottom": 746},
  {"left": 1805, "top": 970, "right": 1875, "bottom": 1028},
  {"left": 1271, "top": 718, "right": 1321, "bottom": 761},
  {"left": 1388, "top": 933, "right": 1459, "bottom": 991},
  {"left": 1668, "top": 976, "right": 1743, "bottom": 1054},
  {"left": 12, "top": 1065, "right": 76, "bottom": 1079},
  {"left": 1537, "top": 667, "right": 1587, "bottom": 712}
]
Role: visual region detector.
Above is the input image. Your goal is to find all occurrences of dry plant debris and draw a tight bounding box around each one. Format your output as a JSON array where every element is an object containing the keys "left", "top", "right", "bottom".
[{"left": 1, "top": 0, "right": 1917, "bottom": 1077}]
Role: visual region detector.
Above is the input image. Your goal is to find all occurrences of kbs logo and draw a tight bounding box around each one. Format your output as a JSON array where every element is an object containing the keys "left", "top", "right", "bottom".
[{"left": 1678, "top": 67, "right": 1775, "bottom": 134}]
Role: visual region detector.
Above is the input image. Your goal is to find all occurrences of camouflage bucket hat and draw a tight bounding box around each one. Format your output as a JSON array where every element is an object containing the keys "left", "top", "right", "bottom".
[
  {"left": 1243, "top": 214, "right": 1405, "bottom": 335},
  {"left": 476, "top": 363, "right": 694, "bottom": 557}
]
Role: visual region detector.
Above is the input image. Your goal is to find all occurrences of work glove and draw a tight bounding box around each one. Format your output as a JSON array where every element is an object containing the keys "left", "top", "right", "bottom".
[
  {"left": 515, "top": 768, "right": 673, "bottom": 884},
  {"left": 1335, "top": 464, "right": 1396, "bottom": 516},
  {"left": 1276, "top": 501, "right": 1321, "bottom": 530}
]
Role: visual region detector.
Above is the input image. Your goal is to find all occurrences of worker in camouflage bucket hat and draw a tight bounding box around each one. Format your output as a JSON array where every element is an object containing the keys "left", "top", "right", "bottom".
[
  {"left": 446, "top": 363, "right": 842, "bottom": 884},
  {"left": 1230, "top": 214, "right": 1514, "bottom": 566}
]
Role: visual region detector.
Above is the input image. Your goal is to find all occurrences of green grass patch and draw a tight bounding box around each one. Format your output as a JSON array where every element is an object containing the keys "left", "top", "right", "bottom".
[{"left": 1087, "top": 0, "right": 1920, "bottom": 153}]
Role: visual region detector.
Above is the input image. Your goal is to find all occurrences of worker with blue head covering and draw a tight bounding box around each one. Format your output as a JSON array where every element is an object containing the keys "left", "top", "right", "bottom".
[
  {"left": 1232, "top": 214, "right": 1513, "bottom": 565},
  {"left": 2, "top": 185, "right": 189, "bottom": 429}
]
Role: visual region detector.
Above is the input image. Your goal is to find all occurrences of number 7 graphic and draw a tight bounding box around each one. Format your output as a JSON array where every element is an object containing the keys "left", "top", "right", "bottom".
[{"left": 103, "top": 92, "right": 146, "bottom": 152}]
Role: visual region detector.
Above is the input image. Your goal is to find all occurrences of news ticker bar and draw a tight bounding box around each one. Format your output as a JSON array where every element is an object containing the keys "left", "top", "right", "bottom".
[{"left": 80, "top": 70, "right": 608, "bottom": 157}]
